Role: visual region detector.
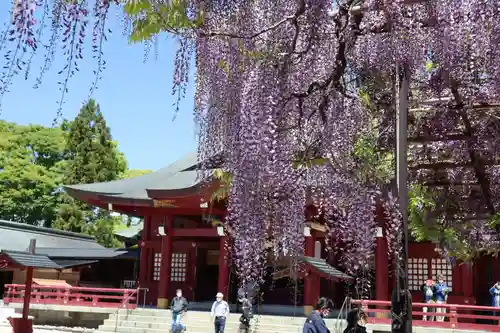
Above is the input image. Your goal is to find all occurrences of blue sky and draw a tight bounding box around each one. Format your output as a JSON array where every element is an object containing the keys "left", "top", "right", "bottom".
[{"left": 0, "top": 3, "right": 196, "bottom": 171}]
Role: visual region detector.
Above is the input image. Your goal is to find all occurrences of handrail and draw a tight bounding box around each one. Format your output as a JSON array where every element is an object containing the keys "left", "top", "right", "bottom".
[
  {"left": 352, "top": 299, "right": 500, "bottom": 312},
  {"left": 350, "top": 299, "right": 500, "bottom": 331},
  {"left": 4, "top": 283, "right": 137, "bottom": 309},
  {"left": 334, "top": 297, "right": 351, "bottom": 333},
  {"left": 114, "top": 289, "right": 140, "bottom": 332},
  {"left": 5, "top": 284, "right": 136, "bottom": 293},
  {"left": 112, "top": 287, "right": 149, "bottom": 332},
  {"left": 136, "top": 287, "right": 149, "bottom": 308}
]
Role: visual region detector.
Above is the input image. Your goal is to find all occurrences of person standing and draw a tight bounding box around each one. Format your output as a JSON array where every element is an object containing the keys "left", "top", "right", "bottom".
[
  {"left": 421, "top": 279, "right": 436, "bottom": 321},
  {"left": 490, "top": 282, "right": 500, "bottom": 308},
  {"left": 238, "top": 292, "right": 253, "bottom": 333},
  {"left": 211, "top": 292, "right": 230, "bottom": 333},
  {"left": 489, "top": 282, "right": 500, "bottom": 323},
  {"left": 302, "top": 297, "right": 333, "bottom": 333},
  {"left": 434, "top": 275, "right": 450, "bottom": 322},
  {"left": 342, "top": 309, "right": 367, "bottom": 333},
  {"left": 170, "top": 289, "right": 188, "bottom": 333}
]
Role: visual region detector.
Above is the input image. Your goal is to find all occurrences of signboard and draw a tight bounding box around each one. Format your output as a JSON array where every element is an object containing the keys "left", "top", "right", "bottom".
[{"left": 153, "top": 199, "right": 177, "bottom": 208}]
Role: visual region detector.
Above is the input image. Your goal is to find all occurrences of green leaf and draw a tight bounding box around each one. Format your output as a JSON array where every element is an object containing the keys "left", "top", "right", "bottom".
[
  {"left": 217, "top": 59, "right": 230, "bottom": 76},
  {"left": 425, "top": 61, "right": 435, "bottom": 73},
  {"left": 123, "top": 0, "right": 152, "bottom": 16}
]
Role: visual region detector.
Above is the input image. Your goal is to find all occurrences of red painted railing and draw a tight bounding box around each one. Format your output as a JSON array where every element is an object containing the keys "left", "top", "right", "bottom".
[
  {"left": 3, "top": 284, "right": 137, "bottom": 309},
  {"left": 352, "top": 299, "right": 500, "bottom": 332}
]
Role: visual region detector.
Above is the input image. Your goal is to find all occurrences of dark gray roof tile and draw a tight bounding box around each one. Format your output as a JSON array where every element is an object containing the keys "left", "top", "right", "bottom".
[
  {"left": 51, "top": 259, "right": 98, "bottom": 268},
  {"left": 36, "top": 247, "right": 126, "bottom": 259},
  {"left": 3, "top": 251, "right": 61, "bottom": 269},
  {"left": 300, "top": 256, "right": 353, "bottom": 282},
  {"left": 114, "top": 222, "right": 144, "bottom": 239},
  {"left": 64, "top": 152, "right": 200, "bottom": 200},
  {"left": 0, "top": 220, "right": 104, "bottom": 252}
]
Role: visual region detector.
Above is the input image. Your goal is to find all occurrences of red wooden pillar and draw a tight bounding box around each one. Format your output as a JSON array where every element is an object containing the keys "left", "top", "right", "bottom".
[
  {"left": 375, "top": 226, "right": 389, "bottom": 300},
  {"left": 138, "top": 216, "right": 151, "bottom": 286},
  {"left": 375, "top": 226, "right": 389, "bottom": 318},
  {"left": 11, "top": 239, "right": 36, "bottom": 333},
  {"left": 217, "top": 236, "right": 229, "bottom": 297},
  {"left": 304, "top": 233, "right": 320, "bottom": 315},
  {"left": 157, "top": 218, "right": 173, "bottom": 309}
]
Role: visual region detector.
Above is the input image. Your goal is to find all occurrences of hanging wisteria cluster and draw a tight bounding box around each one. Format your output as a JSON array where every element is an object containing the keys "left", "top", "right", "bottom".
[
  {"left": 5, "top": 0, "right": 500, "bottom": 289},
  {"left": 190, "top": 0, "right": 500, "bottom": 286}
]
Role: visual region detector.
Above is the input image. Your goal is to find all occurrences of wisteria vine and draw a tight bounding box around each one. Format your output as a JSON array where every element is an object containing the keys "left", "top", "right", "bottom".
[{"left": 4, "top": 0, "right": 500, "bottom": 294}]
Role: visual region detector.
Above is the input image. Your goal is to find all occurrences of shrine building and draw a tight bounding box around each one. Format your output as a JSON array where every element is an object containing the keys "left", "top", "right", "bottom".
[{"left": 64, "top": 152, "right": 498, "bottom": 311}]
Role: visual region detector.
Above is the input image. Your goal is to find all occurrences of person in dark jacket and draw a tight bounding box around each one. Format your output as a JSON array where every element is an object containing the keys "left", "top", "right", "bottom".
[
  {"left": 170, "top": 289, "right": 188, "bottom": 333},
  {"left": 238, "top": 292, "right": 253, "bottom": 333},
  {"left": 343, "top": 309, "right": 367, "bottom": 333},
  {"left": 303, "top": 297, "right": 333, "bottom": 333}
]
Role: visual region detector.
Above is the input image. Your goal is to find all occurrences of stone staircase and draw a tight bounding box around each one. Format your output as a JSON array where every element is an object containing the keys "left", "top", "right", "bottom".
[{"left": 94, "top": 308, "right": 360, "bottom": 333}]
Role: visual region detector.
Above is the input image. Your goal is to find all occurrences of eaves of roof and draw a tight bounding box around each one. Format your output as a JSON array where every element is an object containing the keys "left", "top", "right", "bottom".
[
  {"left": 2, "top": 250, "right": 61, "bottom": 269},
  {"left": 64, "top": 152, "right": 209, "bottom": 203}
]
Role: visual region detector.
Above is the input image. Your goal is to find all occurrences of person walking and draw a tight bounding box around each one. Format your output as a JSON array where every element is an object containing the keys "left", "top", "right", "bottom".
[
  {"left": 421, "top": 279, "right": 436, "bottom": 321},
  {"left": 211, "top": 292, "right": 230, "bottom": 333},
  {"left": 342, "top": 309, "right": 367, "bottom": 333},
  {"left": 238, "top": 292, "right": 253, "bottom": 333},
  {"left": 434, "top": 274, "right": 450, "bottom": 322},
  {"left": 490, "top": 282, "right": 500, "bottom": 308},
  {"left": 302, "top": 297, "right": 333, "bottom": 333},
  {"left": 489, "top": 282, "right": 500, "bottom": 323},
  {"left": 170, "top": 289, "right": 188, "bottom": 333}
]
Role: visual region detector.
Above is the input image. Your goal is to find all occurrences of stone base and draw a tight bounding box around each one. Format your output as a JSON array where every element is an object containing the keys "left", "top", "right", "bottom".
[
  {"left": 9, "top": 317, "right": 33, "bottom": 333},
  {"left": 157, "top": 298, "right": 169, "bottom": 309}
]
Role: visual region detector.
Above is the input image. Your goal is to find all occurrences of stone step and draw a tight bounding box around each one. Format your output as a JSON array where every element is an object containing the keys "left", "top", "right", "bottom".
[
  {"left": 96, "top": 325, "right": 350, "bottom": 333},
  {"left": 110, "top": 312, "right": 340, "bottom": 325},
  {"left": 106, "top": 317, "right": 303, "bottom": 326},
  {"left": 101, "top": 309, "right": 350, "bottom": 333},
  {"left": 98, "top": 322, "right": 312, "bottom": 333},
  {"left": 101, "top": 319, "right": 334, "bottom": 331}
]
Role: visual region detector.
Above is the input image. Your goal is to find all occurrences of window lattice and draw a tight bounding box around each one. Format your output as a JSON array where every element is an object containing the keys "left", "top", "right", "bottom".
[
  {"left": 153, "top": 252, "right": 161, "bottom": 281},
  {"left": 408, "top": 258, "right": 428, "bottom": 291},
  {"left": 431, "top": 258, "right": 453, "bottom": 287},
  {"left": 171, "top": 253, "right": 187, "bottom": 282}
]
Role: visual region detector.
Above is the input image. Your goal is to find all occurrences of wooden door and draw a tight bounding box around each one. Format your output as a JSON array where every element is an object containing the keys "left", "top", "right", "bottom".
[{"left": 170, "top": 241, "right": 196, "bottom": 301}]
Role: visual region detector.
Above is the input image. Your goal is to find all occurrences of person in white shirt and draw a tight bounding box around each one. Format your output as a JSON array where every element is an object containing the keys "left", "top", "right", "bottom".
[{"left": 211, "top": 292, "right": 230, "bottom": 333}]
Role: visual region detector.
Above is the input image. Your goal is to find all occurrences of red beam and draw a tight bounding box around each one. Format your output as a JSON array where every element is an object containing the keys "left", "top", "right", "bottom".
[{"left": 172, "top": 228, "right": 218, "bottom": 237}]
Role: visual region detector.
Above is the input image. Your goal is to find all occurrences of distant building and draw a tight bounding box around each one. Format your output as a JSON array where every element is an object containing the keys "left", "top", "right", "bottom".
[{"left": 0, "top": 220, "right": 135, "bottom": 295}]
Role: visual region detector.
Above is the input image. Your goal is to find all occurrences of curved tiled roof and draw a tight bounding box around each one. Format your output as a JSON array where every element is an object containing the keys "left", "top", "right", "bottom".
[
  {"left": 0, "top": 220, "right": 102, "bottom": 252},
  {"left": 64, "top": 152, "right": 211, "bottom": 204}
]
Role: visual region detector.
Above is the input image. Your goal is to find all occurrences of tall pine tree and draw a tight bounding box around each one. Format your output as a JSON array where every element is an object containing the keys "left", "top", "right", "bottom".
[
  {"left": 54, "top": 99, "right": 126, "bottom": 247},
  {"left": 64, "top": 99, "right": 122, "bottom": 185}
]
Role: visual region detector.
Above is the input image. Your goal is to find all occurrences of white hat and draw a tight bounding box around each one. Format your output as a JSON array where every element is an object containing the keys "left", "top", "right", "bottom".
[{"left": 216, "top": 292, "right": 223, "bottom": 298}]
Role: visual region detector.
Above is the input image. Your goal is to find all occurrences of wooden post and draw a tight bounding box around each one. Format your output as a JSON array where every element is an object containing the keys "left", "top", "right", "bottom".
[
  {"left": 304, "top": 235, "right": 315, "bottom": 315},
  {"left": 138, "top": 216, "right": 150, "bottom": 285},
  {"left": 217, "top": 235, "right": 229, "bottom": 296},
  {"left": 375, "top": 226, "right": 389, "bottom": 318},
  {"left": 10, "top": 239, "right": 36, "bottom": 333},
  {"left": 157, "top": 218, "right": 172, "bottom": 309},
  {"left": 22, "top": 239, "right": 36, "bottom": 320}
]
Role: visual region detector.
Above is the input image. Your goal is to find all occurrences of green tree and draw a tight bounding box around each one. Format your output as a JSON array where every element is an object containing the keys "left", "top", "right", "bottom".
[
  {"left": 54, "top": 99, "right": 126, "bottom": 247},
  {"left": 0, "top": 120, "right": 67, "bottom": 226},
  {"left": 63, "top": 99, "right": 124, "bottom": 185}
]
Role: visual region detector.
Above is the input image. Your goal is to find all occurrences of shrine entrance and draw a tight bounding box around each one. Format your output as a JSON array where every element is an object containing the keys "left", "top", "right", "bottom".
[
  {"left": 194, "top": 246, "right": 219, "bottom": 301},
  {"left": 167, "top": 241, "right": 196, "bottom": 301}
]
